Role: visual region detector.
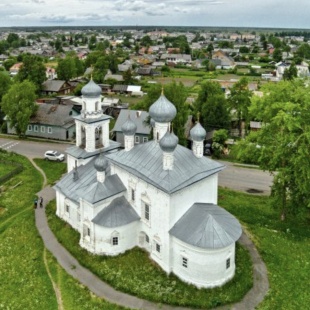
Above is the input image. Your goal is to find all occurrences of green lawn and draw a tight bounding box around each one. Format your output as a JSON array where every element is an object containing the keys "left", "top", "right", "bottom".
[
  {"left": 0, "top": 162, "right": 15, "bottom": 177},
  {"left": 0, "top": 150, "right": 126, "bottom": 309},
  {"left": 218, "top": 188, "right": 310, "bottom": 310},
  {"left": 33, "top": 158, "right": 67, "bottom": 185}
]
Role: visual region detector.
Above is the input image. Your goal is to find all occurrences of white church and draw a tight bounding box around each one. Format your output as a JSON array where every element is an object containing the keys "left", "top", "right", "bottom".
[{"left": 54, "top": 79, "right": 242, "bottom": 289}]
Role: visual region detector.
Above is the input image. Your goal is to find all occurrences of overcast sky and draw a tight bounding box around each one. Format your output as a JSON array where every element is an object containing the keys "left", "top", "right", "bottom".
[{"left": 1, "top": 0, "right": 310, "bottom": 29}]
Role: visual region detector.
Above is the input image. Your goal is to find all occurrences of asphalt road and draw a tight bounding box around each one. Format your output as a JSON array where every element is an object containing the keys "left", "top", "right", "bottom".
[{"left": 0, "top": 137, "right": 273, "bottom": 195}]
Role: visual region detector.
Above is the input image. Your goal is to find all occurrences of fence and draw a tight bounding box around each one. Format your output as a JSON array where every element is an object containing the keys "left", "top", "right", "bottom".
[{"left": 0, "top": 160, "right": 24, "bottom": 185}]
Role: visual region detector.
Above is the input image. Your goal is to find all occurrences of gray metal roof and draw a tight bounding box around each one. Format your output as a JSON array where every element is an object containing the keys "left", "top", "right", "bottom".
[
  {"left": 92, "top": 196, "right": 140, "bottom": 227},
  {"left": 169, "top": 203, "right": 242, "bottom": 249},
  {"left": 106, "top": 141, "right": 224, "bottom": 194},
  {"left": 77, "top": 174, "right": 126, "bottom": 204},
  {"left": 66, "top": 141, "right": 121, "bottom": 160},
  {"left": 113, "top": 110, "right": 150, "bottom": 135},
  {"left": 54, "top": 157, "right": 126, "bottom": 204},
  {"left": 42, "top": 80, "right": 69, "bottom": 92}
]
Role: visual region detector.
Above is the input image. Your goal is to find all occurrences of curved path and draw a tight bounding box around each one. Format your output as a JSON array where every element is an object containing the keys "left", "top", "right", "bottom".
[{"left": 34, "top": 176, "right": 269, "bottom": 310}]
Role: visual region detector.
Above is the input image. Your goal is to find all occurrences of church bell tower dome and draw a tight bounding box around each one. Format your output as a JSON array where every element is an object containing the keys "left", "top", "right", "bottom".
[
  {"left": 81, "top": 79, "right": 102, "bottom": 98},
  {"left": 190, "top": 122, "right": 206, "bottom": 142}
]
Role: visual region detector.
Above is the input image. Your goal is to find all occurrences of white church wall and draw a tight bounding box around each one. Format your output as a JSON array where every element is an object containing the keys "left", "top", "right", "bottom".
[
  {"left": 81, "top": 221, "right": 139, "bottom": 255},
  {"left": 56, "top": 191, "right": 80, "bottom": 231},
  {"left": 169, "top": 174, "right": 218, "bottom": 228},
  {"left": 171, "top": 237, "right": 236, "bottom": 288},
  {"left": 111, "top": 163, "right": 172, "bottom": 273}
]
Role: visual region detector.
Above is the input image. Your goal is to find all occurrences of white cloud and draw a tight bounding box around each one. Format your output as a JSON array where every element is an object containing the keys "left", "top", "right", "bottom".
[{"left": 0, "top": 0, "right": 310, "bottom": 28}]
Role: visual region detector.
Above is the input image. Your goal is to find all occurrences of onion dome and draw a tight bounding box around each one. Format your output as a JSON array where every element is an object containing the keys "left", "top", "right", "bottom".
[
  {"left": 94, "top": 153, "right": 108, "bottom": 172},
  {"left": 149, "top": 94, "right": 177, "bottom": 123},
  {"left": 81, "top": 79, "right": 102, "bottom": 98},
  {"left": 190, "top": 122, "right": 206, "bottom": 142},
  {"left": 150, "top": 118, "right": 155, "bottom": 128},
  {"left": 159, "top": 131, "right": 179, "bottom": 153},
  {"left": 121, "top": 116, "right": 137, "bottom": 136}
]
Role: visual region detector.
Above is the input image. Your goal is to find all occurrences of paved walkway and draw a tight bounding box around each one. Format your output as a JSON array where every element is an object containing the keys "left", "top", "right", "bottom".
[{"left": 34, "top": 186, "right": 269, "bottom": 310}]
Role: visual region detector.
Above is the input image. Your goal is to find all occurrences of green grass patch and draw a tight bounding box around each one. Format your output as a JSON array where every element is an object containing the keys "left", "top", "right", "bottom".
[
  {"left": 33, "top": 158, "right": 67, "bottom": 185},
  {"left": 0, "top": 161, "right": 16, "bottom": 176},
  {"left": 45, "top": 250, "right": 128, "bottom": 310},
  {"left": 46, "top": 199, "right": 253, "bottom": 309},
  {"left": 218, "top": 188, "right": 310, "bottom": 310}
]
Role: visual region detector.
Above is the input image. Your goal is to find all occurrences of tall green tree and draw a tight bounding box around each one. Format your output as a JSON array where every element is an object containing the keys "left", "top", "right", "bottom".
[
  {"left": 16, "top": 55, "right": 46, "bottom": 92},
  {"left": 0, "top": 72, "right": 12, "bottom": 102},
  {"left": 57, "top": 57, "right": 77, "bottom": 81},
  {"left": 240, "top": 80, "right": 310, "bottom": 219},
  {"left": 228, "top": 77, "right": 252, "bottom": 137},
  {"left": 283, "top": 62, "right": 298, "bottom": 80},
  {"left": 194, "top": 80, "right": 230, "bottom": 131},
  {"left": 1, "top": 80, "right": 38, "bottom": 137}
]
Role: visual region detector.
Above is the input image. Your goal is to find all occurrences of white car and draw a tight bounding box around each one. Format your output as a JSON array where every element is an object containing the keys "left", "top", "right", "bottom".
[{"left": 44, "top": 150, "right": 65, "bottom": 162}]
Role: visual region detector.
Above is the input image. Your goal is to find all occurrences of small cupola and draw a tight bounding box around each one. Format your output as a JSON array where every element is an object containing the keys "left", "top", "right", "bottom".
[
  {"left": 94, "top": 153, "right": 108, "bottom": 183},
  {"left": 190, "top": 122, "right": 206, "bottom": 158},
  {"left": 121, "top": 115, "right": 137, "bottom": 151},
  {"left": 159, "top": 130, "right": 178, "bottom": 170}
]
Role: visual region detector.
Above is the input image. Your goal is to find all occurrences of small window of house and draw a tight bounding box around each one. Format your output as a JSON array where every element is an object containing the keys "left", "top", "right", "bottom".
[
  {"left": 135, "top": 136, "right": 139, "bottom": 143},
  {"left": 226, "top": 258, "right": 231, "bottom": 269},
  {"left": 34, "top": 125, "right": 38, "bottom": 132},
  {"left": 41, "top": 126, "right": 45, "bottom": 133},
  {"left": 143, "top": 137, "right": 148, "bottom": 143},
  {"left": 28, "top": 125, "right": 32, "bottom": 131},
  {"left": 48, "top": 127, "right": 52, "bottom": 134}
]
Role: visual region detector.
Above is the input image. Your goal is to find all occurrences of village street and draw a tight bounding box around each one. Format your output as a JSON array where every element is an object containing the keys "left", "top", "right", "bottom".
[{"left": 0, "top": 137, "right": 273, "bottom": 195}]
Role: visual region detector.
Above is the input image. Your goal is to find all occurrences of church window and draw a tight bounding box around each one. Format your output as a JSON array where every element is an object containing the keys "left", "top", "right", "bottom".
[
  {"left": 87, "top": 228, "right": 90, "bottom": 236},
  {"left": 135, "top": 136, "right": 140, "bottom": 143},
  {"left": 112, "top": 237, "right": 118, "bottom": 246},
  {"left": 145, "top": 234, "right": 149, "bottom": 243},
  {"left": 144, "top": 204, "right": 150, "bottom": 221},
  {"left": 65, "top": 204, "right": 70, "bottom": 213},
  {"left": 182, "top": 257, "right": 188, "bottom": 268},
  {"left": 226, "top": 258, "right": 231, "bottom": 269},
  {"left": 131, "top": 189, "right": 135, "bottom": 201},
  {"left": 156, "top": 243, "right": 161, "bottom": 253}
]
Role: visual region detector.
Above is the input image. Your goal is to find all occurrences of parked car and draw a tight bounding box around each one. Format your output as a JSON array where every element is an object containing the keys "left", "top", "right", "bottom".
[{"left": 44, "top": 150, "right": 65, "bottom": 162}]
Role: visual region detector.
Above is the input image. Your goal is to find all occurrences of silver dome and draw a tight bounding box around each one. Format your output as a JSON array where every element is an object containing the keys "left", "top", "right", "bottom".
[
  {"left": 121, "top": 116, "right": 137, "bottom": 136},
  {"left": 190, "top": 122, "right": 206, "bottom": 142},
  {"left": 81, "top": 79, "right": 102, "bottom": 98},
  {"left": 149, "top": 94, "right": 177, "bottom": 123},
  {"left": 159, "top": 131, "right": 179, "bottom": 153},
  {"left": 94, "top": 153, "right": 108, "bottom": 172}
]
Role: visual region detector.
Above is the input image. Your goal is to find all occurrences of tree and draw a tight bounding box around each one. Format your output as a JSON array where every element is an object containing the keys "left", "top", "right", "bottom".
[
  {"left": 283, "top": 62, "right": 298, "bottom": 80},
  {"left": 273, "top": 48, "right": 282, "bottom": 62},
  {"left": 241, "top": 80, "right": 310, "bottom": 219},
  {"left": 228, "top": 77, "right": 252, "bottom": 137},
  {"left": 57, "top": 57, "right": 77, "bottom": 81},
  {"left": 1, "top": 80, "right": 38, "bottom": 137},
  {"left": 0, "top": 72, "right": 12, "bottom": 102},
  {"left": 122, "top": 69, "right": 133, "bottom": 85},
  {"left": 194, "top": 81, "right": 230, "bottom": 131},
  {"left": 16, "top": 55, "right": 46, "bottom": 92}
]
